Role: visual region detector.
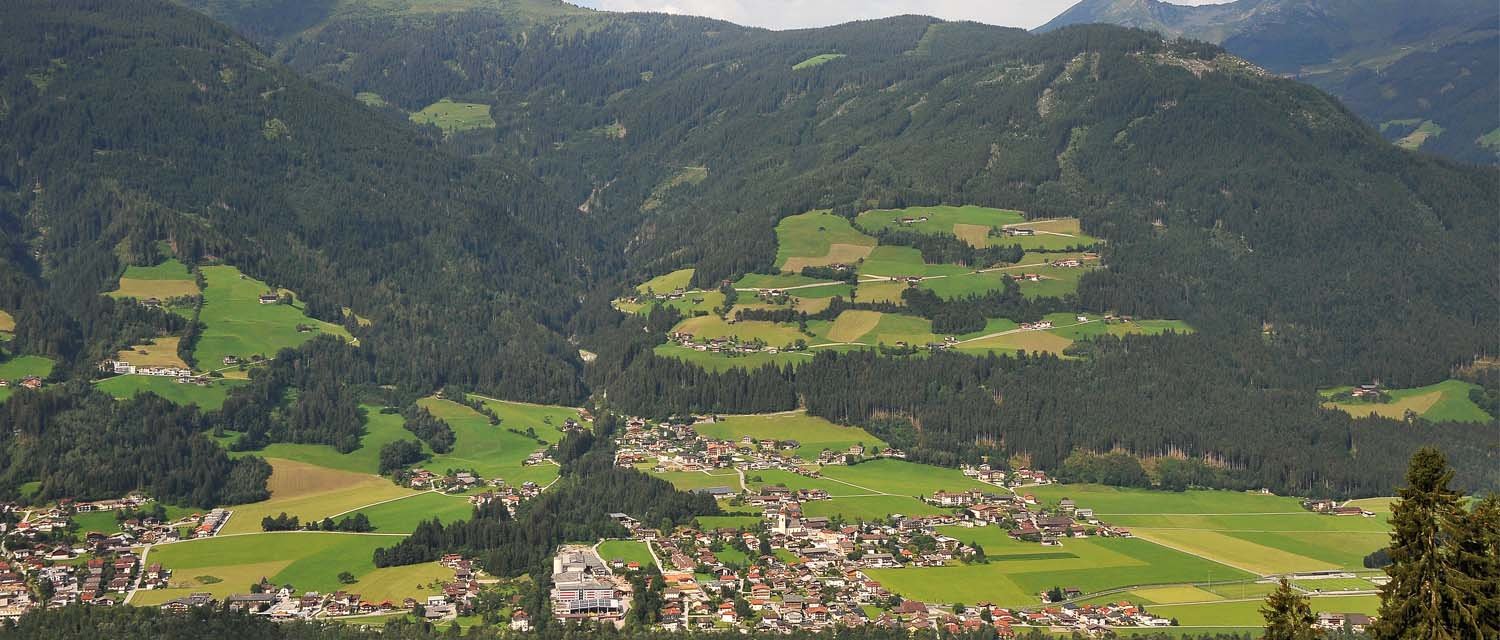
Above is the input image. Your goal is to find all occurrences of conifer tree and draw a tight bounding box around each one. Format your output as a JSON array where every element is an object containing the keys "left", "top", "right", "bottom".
[
  {"left": 1260, "top": 577, "right": 1317, "bottom": 640},
  {"left": 1371, "top": 447, "right": 1485, "bottom": 638}
]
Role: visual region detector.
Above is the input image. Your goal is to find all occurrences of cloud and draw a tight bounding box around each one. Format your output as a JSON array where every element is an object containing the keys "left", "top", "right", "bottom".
[{"left": 568, "top": 0, "right": 1233, "bottom": 30}]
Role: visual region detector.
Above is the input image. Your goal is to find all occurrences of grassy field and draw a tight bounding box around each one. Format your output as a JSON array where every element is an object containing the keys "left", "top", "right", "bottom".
[
  {"left": 856, "top": 280, "right": 909, "bottom": 304},
  {"left": 133, "top": 532, "right": 441, "bottom": 605},
  {"left": 1149, "top": 595, "right": 1379, "bottom": 627},
  {"left": 792, "top": 53, "right": 846, "bottom": 70},
  {"left": 0, "top": 355, "right": 55, "bottom": 381},
  {"left": 115, "top": 336, "right": 189, "bottom": 368},
  {"left": 109, "top": 258, "right": 200, "bottom": 300},
  {"left": 917, "top": 272, "right": 1012, "bottom": 299},
  {"left": 1322, "top": 379, "right": 1493, "bottom": 423},
  {"left": 734, "top": 273, "right": 827, "bottom": 289},
  {"left": 694, "top": 411, "right": 886, "bottom": 459},
  {"left": 0, "top": 310, "right": 13, "bottom": 333},
  {"left": 653, "top": 343, "right": 814, "bottom": 371},
  {"left": 871, "top": 531, "right": 1253, "bottom": 607},
  {"left": 1395, "top": 120, "right": 1444, "bottom": 150},
  {"left": 417, "top": 397, "right": 565, "bottom": 485},
  {"left": 348, "top": 491, "right": 474, "bottom": 533},
  {"left": 597, "top": 540, "right": 656, "bottom": 567},
  {"left": 1026, "top": 484, "right": 1392, "bottom": 574},
  {"left": 800, "top": 495, "right": 948, "bottom": 521},
  {"left": 233, "top": 407, "right": 416, "bottom": 475},
  {"left": 218, "top": 459, "right": 418, "bottom": 535},
  {"left": 194, "top": 266, "right": 352, "bottom": 372},
  {"left": 96, "top": 375, "right": 247, "bottom": 410},
  {"left": 409, "top": 98, "right": 495, "bottom": 135},
  {"left": 672, "top": 315, "right": 808, "bottom": 346},
  {"left": 855, "top": 206, "right": 1024, "bottom": 244},
  {"left": 956, "top": 329, "right": 1074, "bottom": 356},
  {"left": 860, "top": 312, "right": 942, "bottom": 346},
  {"left": 774, "top": 211, "right": 877, "bottom": 272},
  {"left": 747, "top": 469, "right": 868, "bottom": 497},
  {"left": 825, "top": 310, "right": 883, "bottom": 342},
  {"left": 355, "top": 92, "right": 388, "bottom": 108},
  {"left": 857, "top": 246, "right": 969, "bottom": 279},
  {"left": 637, "top": 268, "right": 696, "bottom": 295},
  {"left": 646, "top": 469, "right": 742, "bottom": 492},
  {"left": 820, "top": 459, "right": 992, "bottom": 496},
  {"left": 1293, "top": 577, "right": 1378, "bottom": 592},
  {"left": 72, "top": 504, "right": 198, "bottom": 535}
]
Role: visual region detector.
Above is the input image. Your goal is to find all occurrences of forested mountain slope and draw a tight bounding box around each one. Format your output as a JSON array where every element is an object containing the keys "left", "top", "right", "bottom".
[
  {"left": 0, "top": 0, "right": 595, "bottom": 403},
  {"left": 1040, "top": 0, "right": 1500, "bottom": 163},
  {"left": 195, "top": 2, "right": 1498, "bottom": 386}
]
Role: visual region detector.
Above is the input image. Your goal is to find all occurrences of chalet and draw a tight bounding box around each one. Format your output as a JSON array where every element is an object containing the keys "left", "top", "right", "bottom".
[
  {"left": 258, "top": 293, "right": 280, "bottom": 304},
  {"left": 18, "top": 377, "right": 42, "bottom": 390},
  {"left": 225, "top": 593, "right": 276, "bottom": 613},
  {"left": 1005, "top": 227, "right": 1036, "bottom": 237}
]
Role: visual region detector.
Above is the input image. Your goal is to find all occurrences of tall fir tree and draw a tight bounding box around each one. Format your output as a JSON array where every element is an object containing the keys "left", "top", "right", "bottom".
[
  {"left": 1371, "top": 447, "right": 1488, "bottom": 638},
  {"left": 1260, "top": 577, "right": 1318, "bottom": 640},
  {"left": 1451, "top": 494, "right": 1500, "bottom": 636}
]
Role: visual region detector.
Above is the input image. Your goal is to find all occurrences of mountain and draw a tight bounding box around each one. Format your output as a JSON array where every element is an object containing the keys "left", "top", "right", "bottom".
[
  {"left": 0, "top": 0, "right": 596, "bottom": 403},
  {"left": 1039, "top": 0, "right": 1500, "bottom": 163},
  {"left": 1, "top": 1, "right": 1494, "bottom": 498}
]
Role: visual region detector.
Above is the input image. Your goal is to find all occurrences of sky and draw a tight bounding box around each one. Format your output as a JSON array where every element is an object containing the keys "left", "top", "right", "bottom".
[{"left": 567, "top": 1, "right": 1233, "bottom": 31}]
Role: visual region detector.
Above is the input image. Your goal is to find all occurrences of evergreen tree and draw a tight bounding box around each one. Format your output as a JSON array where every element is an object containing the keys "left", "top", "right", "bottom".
[
  {"left": 1260, "top": 577, "right": 1317, "bottom": 640},
  {"left": 1372, "top": 448, "right": 1487, "bottom": 638}
]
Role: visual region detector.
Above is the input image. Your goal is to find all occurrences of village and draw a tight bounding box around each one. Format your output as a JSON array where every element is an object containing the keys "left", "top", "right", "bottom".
[{"left": 580, "top": 415, "right": 1204, "bottom": 635}]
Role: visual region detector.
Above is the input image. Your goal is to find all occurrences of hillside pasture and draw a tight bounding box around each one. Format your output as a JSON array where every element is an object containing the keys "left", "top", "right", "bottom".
[
  {"left": 955, "top": 329, "right": 1073, "bottom": 356},
  {"left": 774, "top": 212, "right": 876, "bottom": 272},
  {"left": 800, "top": 495, "right": 947, "bottom": 521},
  {"left": 218, "top": 458, "right": 416, "bottom": 535},
  {"left": 856, "top": 246, "right": 968, "bottom": 279},
  {"left": 854, "top": 206, "right": 1024, "bottom": 240},
  {"left": 825, "top": 310, "right": 883, "bottom": 343},
  {"left": 349, "top": 491, "right": 474, "bottom": 533},
  {"left": 1322, "top": 379, "right": 1492, "bottom": 423},
  {"left": 652, "top": 343, "right": 814, "bottom": 372},
  {"left": 0, "top": 355, "right": 55, "bottom": 381},
  {"left": 233, "top": 406, "right": 418, "bottom": 475},
  {"left": 636, "top": 268, "right": 695, "bottom": 295},
  {"left": 416, "top": 397, "right": 564, "bottom": 486},
  {"left": 1149, "top": 595, "right": 1379, "bottom": 627},
  {"left": 854, "top": 280, "right": 908, "bottom": 304},
  {"left": 0, "top": 310, "right": 14, "bottom": 332},
  {"left": 694, "top": 411, "right": 886, "bottom": 460},
  {"left": 96, "top": 375, "right": 246, "bottom": 410},
  {"left": 672, "top": 315, "right": 807, "bottom": 346},
  {"left": 792, "top": 53, "right": 846, "bottom": 70},
  {"left": 133, "top": 532, "right": 440, "bottom": 605},
  {"left": 109, "top": 259, "right": 199, "bottom": 300},
  {"left": 193, "top": 266, "right": 352, "bottom": 372},
  {"left": 819, "top": 459, "right": 991, "bottom": 496},
  {"left": 870, "top": 532, "right": 1253, "bottom": 607},
  {"left": 409, "top": 98, "right": 495, "bottom": 135},
  {"left": 917, "top": 271, "right": 1011, "bottom": 299},
  {"left": 115, "top": 336, "right": 189, "bottom": 368},
  {"left": 747, "top": 469, "right": 868, "bottom": 497}
]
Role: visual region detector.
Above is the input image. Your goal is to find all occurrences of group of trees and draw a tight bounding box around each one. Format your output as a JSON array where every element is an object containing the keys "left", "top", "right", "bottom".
[
  {"left": 0, "top": 383, "right": 270, "bottom": 507},
  {"left": 598, "top": 333, "right": 1498, "bottom": 498},
  {"left": 1260, "top": 449, "right": 1498, "bottom": 638},
  {"left": 400, "top": 405, "right": 456, "bottom": 453},
  {"left": 374, "top": 421, "right": 720, "bottom": 577}
]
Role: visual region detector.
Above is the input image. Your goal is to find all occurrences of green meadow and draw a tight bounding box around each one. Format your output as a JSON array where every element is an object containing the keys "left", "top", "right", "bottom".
[
  {"left": 109, "top": 258, "right": 200, "bottom": 300},
  {"left": 95, "top": 375, "right": 247, "bottom": 410},
  {"left": 1026, "top": 484, "right": 1392, "bottom": 574},
  {"left": 820, "top": 459, "right": 992, "bottom": 496},
  {"left": 695, "top": 515, "right": 764, "bottom": 530},
  {"left": 1148, "top": 595, "right": 1379, "bottom": 627},
  {"left": 1322, "top": 379, "right": 1493, "bottom": 423},
  {"left": 773, "top": 211, "right": 877, "bottom": 271},
  {"left": 636, "top": 268, "right": 696, "bottom": 295},
  {"left": 350, "top": 491, "right": 475, "bottom": 533},
  {"left": 871, "top": 531, "right": 1253, "bottom": 607},
  {"left": 193, "top": 266, "right": 352, "bottom": 373},
  {"left": 72, "top": 504, "right": 198, "bottom": 535},
  {"left": 792, "top": 53, "right": 846, "bottom": 70},
  {"left": 234, "top": 406, "right": 418, "bottom": 475},
  {"left": 855, "top": 205, "right": 1024, "bottom": 238},
  {"left": 597, "top": 540, "right": 656, "bottom": 567},
  {"left": 416, "top": 397, "right": 569, "bottom": 485},
  {"left": 694, "top": 411, "right": 885, "bottom": 459},
  {"left": 410, "top": 98, "right": 495, "bottom": 135},
  {"left": 645, "top": 468, "right": 741, "bottom": 492},
  {"left": 133, "top": 532, "right": 440, "bottom": 605},
  {"left": 857, "top": 246, "right": 969, "bottom": 279},
  {"left": 653, "top": 343, "right": 813, "bottom": 372},
  {"left": 0, "top": 355, "right": 55, "bottom": 381},
  {"left": 800, "top": 494, "right": 947, "bottom": 521},
  {"left": 747, "top": 469, "right": 869, "bottom": 497}
]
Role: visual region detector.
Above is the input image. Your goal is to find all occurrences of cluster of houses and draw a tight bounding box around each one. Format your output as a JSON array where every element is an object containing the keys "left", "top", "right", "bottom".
[
  {"left": 1017, "top": 320, "right": 1054, "bottom": 331},
  {"left": 1001, "top": 227, "right": 1036, "bottom": 237},
  {"left": 667, "top": 332, "right": 804, "bottom": 357},
  {"left": 0, "top": 376, "right": 43, "bottom": 391},
  {"left": 1302, "top": 499, "right": 1377, "bottom": 518},
  {"left": 1347, "top": 383, "right": 1385, "bottom": 400},
  {"left": 615, "top": 416, "right": 902, "bottom": 485},
  {"left": 103, "top": 360, "right": 217, "bottom": 385}
]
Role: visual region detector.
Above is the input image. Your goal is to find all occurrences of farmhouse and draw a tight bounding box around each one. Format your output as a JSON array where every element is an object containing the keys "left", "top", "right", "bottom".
[
  {"left": 257, "top": 293, "right": 280, "bottom": 304},
  {"left": 1004, "top": 228, "right": 1036, "bottom": 237}
]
